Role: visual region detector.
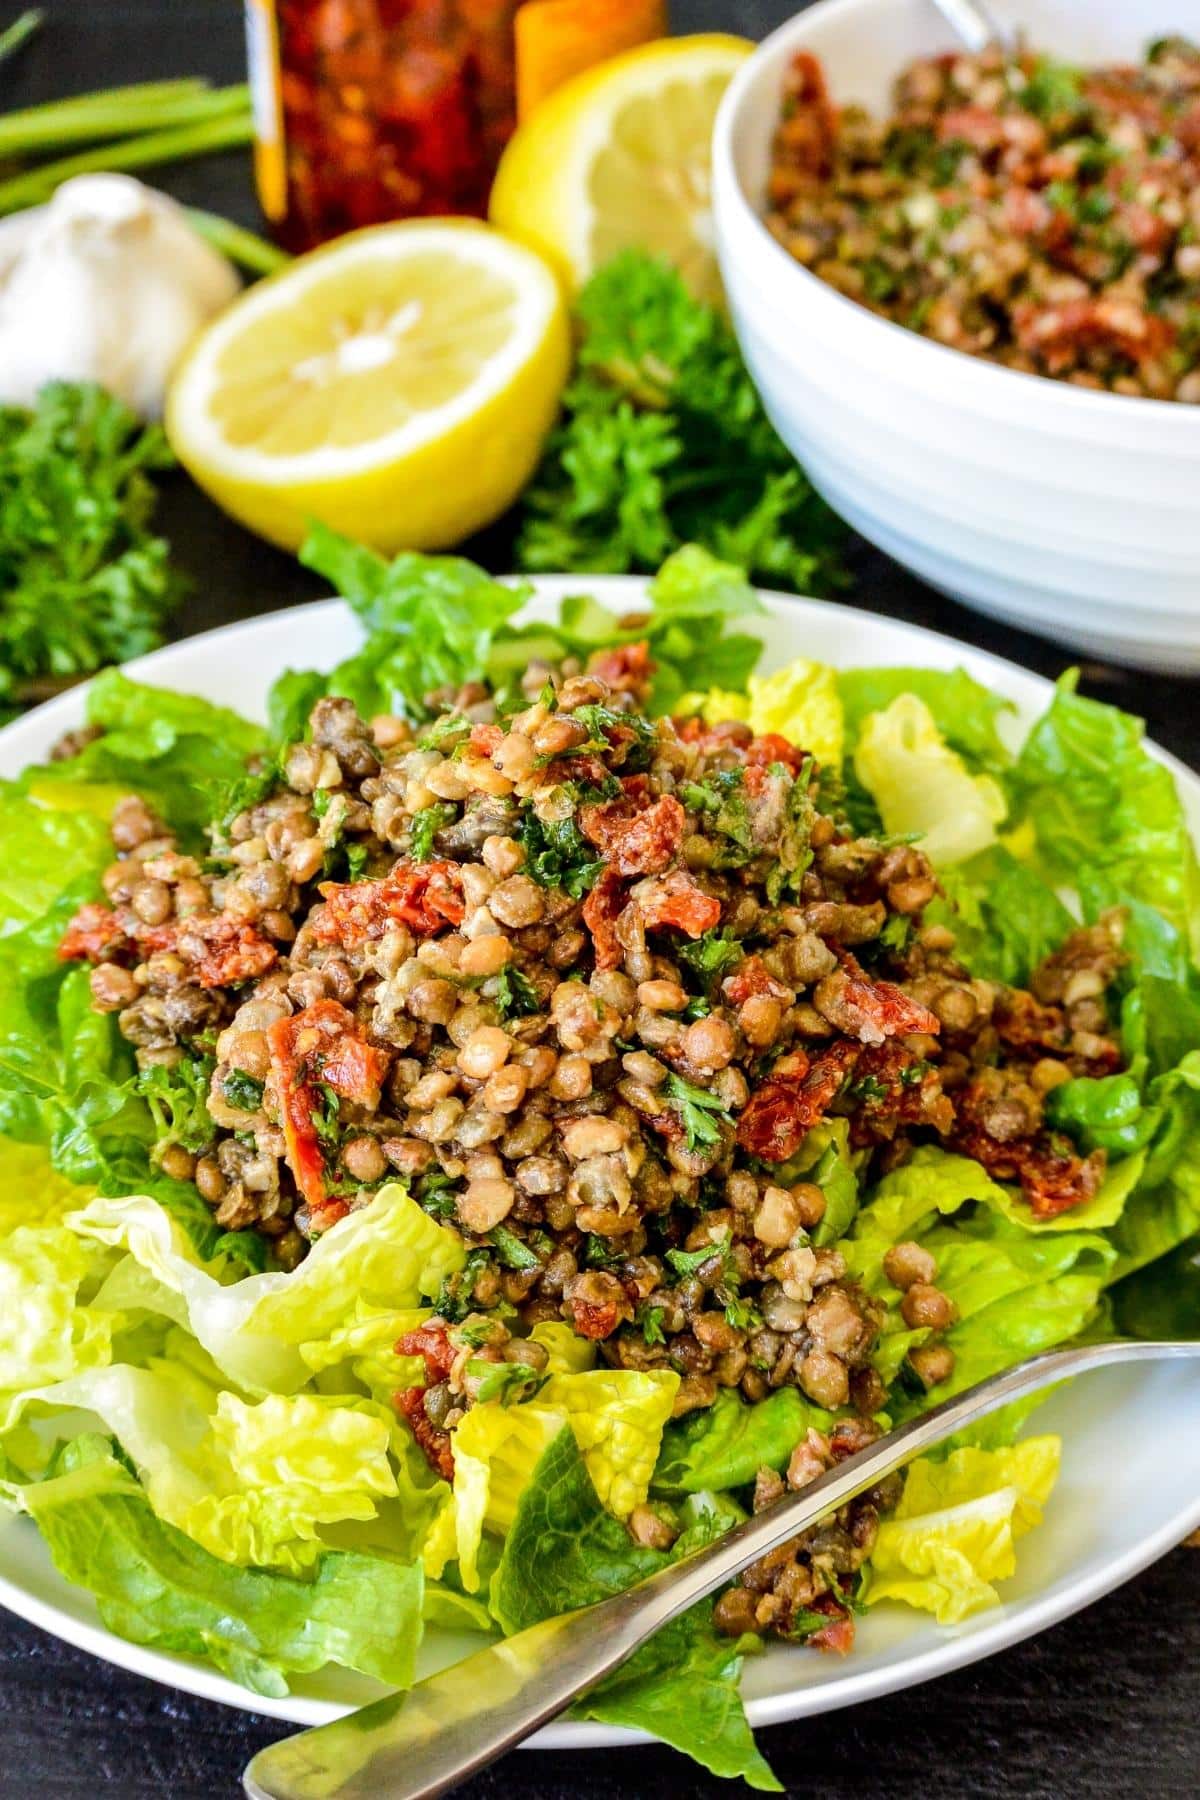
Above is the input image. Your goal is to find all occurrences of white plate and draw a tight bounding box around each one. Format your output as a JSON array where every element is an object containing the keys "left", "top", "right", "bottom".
[{"left": 2, "top": 576, "right": 1198, "bottom": 1745}]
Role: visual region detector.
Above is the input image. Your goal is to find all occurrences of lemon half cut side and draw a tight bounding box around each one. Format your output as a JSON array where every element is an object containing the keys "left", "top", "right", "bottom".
[
  {"left": 166, "top": 219, "right": 570, "bottom": 554},
  {"left": 490, "top": 33, "right": 752, "bottom": 303}
]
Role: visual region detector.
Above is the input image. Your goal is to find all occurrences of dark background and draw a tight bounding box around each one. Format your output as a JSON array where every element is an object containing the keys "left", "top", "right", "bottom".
[{"left": 1, "top": 3, "right": 1197, "bottom": 1795}]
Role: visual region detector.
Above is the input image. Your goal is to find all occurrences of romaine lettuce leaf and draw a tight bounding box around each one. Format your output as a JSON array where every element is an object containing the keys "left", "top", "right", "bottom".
[
  {"left": 653, "top": 1387, "right": 830, "bottom": 1495},
  {"left": 440, "top": 1367, "right": 677, "bottom": 1591},
  {"left": 26, "top": 670, "right": 266, "bottom": 844},
  {"left": 10, "top": 1433, "right": 423, "bottom": 1697},
  {"left": 936, "top": 845, "right": 1074, "bottom": 987},
  {"left": 491, "top": 1427, "right": 780, "bottom": 1790},
  {"left": 6, "top": 1361, "right": 399, "bottom": 1572},
  {"left": 684, "top": 657, "right": 843, "bottom": 769},
  {"left": 1009, "top": 671, "right": 1200, "bottom": 959},
  {"left": 865, "top": 1436, "right": 1060, "bottom": 1623},
  {"left": 854, "top": 695, "right": 1007, "bottom": 866},
  {"left": 69, "top": 1184, "right": 465, "bottom": 1393},
  {"left": 839, "top": 666, "right": 1013, "bottom": 772}
]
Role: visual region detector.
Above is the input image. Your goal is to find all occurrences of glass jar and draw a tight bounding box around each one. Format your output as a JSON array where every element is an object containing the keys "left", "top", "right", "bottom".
[{"left": 246, "top": 0, "right": 527, "bottom": 253}]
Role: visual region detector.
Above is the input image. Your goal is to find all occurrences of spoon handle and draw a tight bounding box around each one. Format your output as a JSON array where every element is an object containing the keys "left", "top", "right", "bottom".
[
  {"left": 245, "top": 1338, "right": 1199, "bottom": 1800},
  {"left": 929, "top": 0, "right": 1018, "bottom": 56}
]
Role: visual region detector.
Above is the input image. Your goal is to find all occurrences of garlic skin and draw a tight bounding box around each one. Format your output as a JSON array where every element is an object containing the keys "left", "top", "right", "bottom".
[{"left": 0, "top": 174, "right": 240, "bottom": 417}]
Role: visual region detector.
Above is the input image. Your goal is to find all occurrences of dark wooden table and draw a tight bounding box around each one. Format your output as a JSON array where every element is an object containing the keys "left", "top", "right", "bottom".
[{"left": 2, "top": 3, "right": 1197, "bottom": 1796}]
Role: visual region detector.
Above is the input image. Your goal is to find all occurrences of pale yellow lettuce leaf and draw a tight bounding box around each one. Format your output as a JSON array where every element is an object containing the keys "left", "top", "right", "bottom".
[
  {"left": 865, "top": 1435, "right": 1061, "bottom": 1623},
  {"left": 854, "top": 694, "right": 1006, "bottom": 865}
]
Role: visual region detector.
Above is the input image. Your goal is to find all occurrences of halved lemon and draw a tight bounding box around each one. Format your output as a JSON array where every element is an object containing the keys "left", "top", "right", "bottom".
[
  {"left": 166, "top": 219, "right": 570, "bottom": 554},
  {"left": 489, "top": 33, "right": 751, "bottom": 303}
]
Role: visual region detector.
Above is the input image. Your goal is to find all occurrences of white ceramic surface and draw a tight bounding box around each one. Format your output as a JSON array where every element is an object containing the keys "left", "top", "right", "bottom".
[
  {"left": 1, "top": 579, "right": 1198, "bottom": 1747},
  {"left": 712, "top": 0, "right": 1200, "bottom": 672}
]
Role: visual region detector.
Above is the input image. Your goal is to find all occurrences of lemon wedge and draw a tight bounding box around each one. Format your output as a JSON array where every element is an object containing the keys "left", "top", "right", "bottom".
[
  {"left": 489, "top": 33, "right": 751, "bottom": 302},
  {"left": 166, "top": 219, "right": 570, "bottom": 554}
]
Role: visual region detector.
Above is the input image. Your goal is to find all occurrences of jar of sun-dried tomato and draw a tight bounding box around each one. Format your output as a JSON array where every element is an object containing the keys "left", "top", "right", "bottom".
[{"left": 245, "top": 0, "right": 528, "bottom": 253}]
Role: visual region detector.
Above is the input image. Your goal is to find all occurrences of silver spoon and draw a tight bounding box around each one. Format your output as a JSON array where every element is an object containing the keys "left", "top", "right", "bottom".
[
  {"left": 929, "top": 0, "right": 1018, "bottom": 56},
  {"left": 245, "top": 1335, "right": 1199, "bottom": 1800}
]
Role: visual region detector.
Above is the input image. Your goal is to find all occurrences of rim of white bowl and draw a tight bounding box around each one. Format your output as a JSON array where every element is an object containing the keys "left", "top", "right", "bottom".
[{"left": 712, "top": 0, "right": 1200, "bottom": 436}]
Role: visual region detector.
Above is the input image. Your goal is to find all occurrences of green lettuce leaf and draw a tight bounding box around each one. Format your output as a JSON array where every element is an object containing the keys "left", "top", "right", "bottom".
[
  {"left": 936, "top": 845, "right": 1074, "bottom": 987},
  {"left": 854, "top": 694, "right": 1007, "bottom": 866},
  {"left": 653, "top": 1387, "right": 829, "bottom": 1496},
  {"left": 491, "top": 1427, "right": 779, "bottom": 1790},
  {"left": 25, "top": 669, "right": 266, "bottom": 844},
  {"left": 6, "top": 1360, "right": 399, "bottom": 1572},
  {"left": 70, "top": 1184, "right": 465, "bottom": 1393},
  {"left": 865, "top": 1436, "right": 1060, "bottom": 1624},
  {"left": 839, "top": 667, "right": 1013, "bottom": 772},
  {"left": 10, "top": 1433, "right": 423, "bottom": 1698},
  {"left": 1009, "top": 671, "right": 1200, "bottom": 958}
]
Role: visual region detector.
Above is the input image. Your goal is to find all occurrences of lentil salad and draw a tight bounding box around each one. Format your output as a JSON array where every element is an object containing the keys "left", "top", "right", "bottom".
[
  {"left": 766, "top": 37, "right": 1200, "bottom": 400},
  {"left": 2, "top": 538, "right": 1199, "bottom": 1783}
]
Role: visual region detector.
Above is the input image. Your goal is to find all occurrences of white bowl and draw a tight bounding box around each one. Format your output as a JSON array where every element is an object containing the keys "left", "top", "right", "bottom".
[{"left": 712, "top": 0, "right": 1200, "bottom": 671}]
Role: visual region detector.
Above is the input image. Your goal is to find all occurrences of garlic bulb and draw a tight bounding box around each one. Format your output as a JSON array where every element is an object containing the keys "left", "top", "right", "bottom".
[{"left": 0, "top": 174, "right": 240, "bottom": 417}]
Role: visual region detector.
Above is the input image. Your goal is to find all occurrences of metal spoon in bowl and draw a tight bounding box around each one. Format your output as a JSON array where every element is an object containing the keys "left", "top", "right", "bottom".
[
  {"left": 244, "top": 1335, "right": 1200, "bottom": 1800},
  {"left": 929, "top": 0, "right": 1018, "bottom": 56}
]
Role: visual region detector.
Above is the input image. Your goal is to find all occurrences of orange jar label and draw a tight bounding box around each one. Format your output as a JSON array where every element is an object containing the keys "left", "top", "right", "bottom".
[{"left": 245, "top": 0, "right": 287, "bottom": 221}]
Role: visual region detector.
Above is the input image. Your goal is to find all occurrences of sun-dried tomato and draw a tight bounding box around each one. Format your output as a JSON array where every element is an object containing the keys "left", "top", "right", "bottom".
[
  {"left": 582, "top": 867, "right": 626, "bottom": 971},
  {"left": 722, "top": 954, "right": 793, "bottom": 1007},
  {"left": 806, "top": 1591, "right": 855, "bottom": 1655},
  {"left": 1013, "top": 295, "right": 1175, "bottom": 374},
  {"left": 58, "top": 902, "right": 127, "bottom": 964},
  {"left": 397, "top": 1322, "right": 456, "bottom": 1385},
  {"left": 637, "top": 870, "right": 722, "bottom": 938},
  {"left": 847, "top": 1040, "right": 955, "bottom": 1143},
  {"left": 826, "top": 951, "right": 942, "bottom": 1045},
  {"left": 994, "top": 990, "right": 1070, "bottom": 1056},
  {"left": 579, "top": 792, "right": 684, "bottom": 877},
  {"left": 267, "top": 999, "right": 391, "bottom": 1210},
  {"left": 586, "top": 640, "right": 653, "bottom": 693},
  {"left": 570, "top": 1297, "right": 625, "bottom": 1340},
  {"left": 314, "top": 859, "right": 465, "bottom": 946},
  {"left": 773, "top": 49, "right": 840, "bottom": 179},
  {"left": 736, "top": 1041, "right": 860, "bottom": 1162},
  {"left": 395, "top": 1386, "right": 454, "bottom": 1480},
  {"left": 182, "top": 916, "right": 279, "bottom": 988},
  {"left": 952, "top": 1088, "right": 1108, "bottom": 1220},
  {"left": 468, "top": 722, "right": 503, "bottom": 756},
  {"left": 744, "top": 732, "right": 809, "bottom": 774}
]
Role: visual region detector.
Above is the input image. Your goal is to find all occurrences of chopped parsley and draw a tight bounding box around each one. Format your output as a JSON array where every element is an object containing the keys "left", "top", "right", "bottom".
[
  {"left": 434, "top": 1249, "right": 491, "bottom": 1323},
  {"left": 636, "top": 1302, "right": 666, "bottom": 1346},
  {"left": 680, "top": 767, "right": 755, "bottom": 868},
  {"left": 410, "top": 802, "right": 457, "bottom": 861},
  {"left": 518, "top": 803, "right": 605, "bottom": 898},
  {"left": 220, "top": 1069, "right": 264, "bottom": 1113},
  {"left": 416, "top": 1169, "right": 459, "bottom": 1220},
  {"left": 494, "top": 964, "right": 541, "bottom": 1021},
  {"left": 676, "top": 928, "right": 744, "bottom": 987},
  {"left": 467, "top": 1359, "right": 547, "bottom": 1406},
  {"left": 666, "top": 1228, "right": 731, "bottom": 1280},
  {"left": 312, "top": 1081, "right": 342, "bottom": 1151},
  {"left": 489, "top": 1224, "right": 542, "bottom": 1272},
  {"left": 663, "top": 1073, "right": 732, "bottom": 1151},
  {"left": 137, "top": 1054, "right": 217, "bottom": 1154},
  {"left": 418, "top": 713, "right": 470, "bottom": 749}
]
